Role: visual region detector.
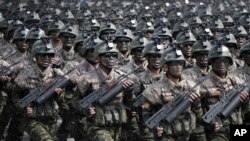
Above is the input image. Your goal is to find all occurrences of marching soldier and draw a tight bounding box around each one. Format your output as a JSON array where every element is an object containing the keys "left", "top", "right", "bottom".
[
  {"left": 200, "top": 45, "right": 249, "bottom": 141},
  {"left": 71, "top": 41, "right": 137, "bottom": 141},
  {"left": 12, "top": 38, "right": 65, "bottom": 141},
  {"left": 142, "top": 47, "right": 201, "bottom": 141}
]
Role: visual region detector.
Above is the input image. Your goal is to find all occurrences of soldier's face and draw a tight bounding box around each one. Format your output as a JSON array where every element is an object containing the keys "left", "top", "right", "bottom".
[
  {"left": 236, "top": 36, "right": 247, "bottom": 48},
  {"left": 48, "top": 30, "right": 60, "bottom": 40},
  {"left": 168, "top": 61, "right": 185, "bottom": 78},
  {"left": 60, "top": 33, "right": 76, "bottom": 51},
  {"left": 195, "top": 52, "right": 208, "bottom": 67},
  {"left": 86, "top": 49, "right": 98, "bottom": 64},
  {"left": 116, "top": 37, "right": 131, "bottom": 54},
  {"left": 145, "top": 30, "right": 153, "bottom": 40},
  {"left": 36, "top": 54, "right": 54, "bottom": 69},
  {"left": 212, "top": 57, "right": 231, "bottom": 76},
  {"left": 15, "top": 38, "right": 28, "bottom": 52},
  {"left": 243, "top": 52, "right": 250, "bottom": 66},
  {"left": 148, "top": 54, "right": 161, "bottom": 69},
  {"left": 133, "top": 47, "right": 145, "bottom": 61},
  {"left": 157, "top": 37, "right": 171, "bottom": 49},
  {"left": 100, "top": 52, "right": 118, "bottom": 69},
  {"left": 181, "top": 42, "right": 193, "bottom": 57}
]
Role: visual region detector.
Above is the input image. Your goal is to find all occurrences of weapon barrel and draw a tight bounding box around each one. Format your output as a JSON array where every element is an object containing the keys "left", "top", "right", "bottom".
[
  {"left": 221, "top": 87, "right": 250, "bottom": 118},
  {"left": 36, "top": 78, "right": 73, "bottom": 104},
  {"left": 98, "top": 83, "right": 124, "bottom": 105},
  {"left": 165, "top": 98, "right": 190, "bottom": 123}
]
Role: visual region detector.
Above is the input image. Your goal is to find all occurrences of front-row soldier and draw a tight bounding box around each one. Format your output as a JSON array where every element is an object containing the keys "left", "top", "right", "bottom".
[
  {"left": 200, "top": 44, "right": 250, "bottom": 141},
  {"left": 12, "top": 39, "right": 65, "bottom": 141},
  {"left": 71, "top": 41, "right": 139, "bottom": 141},
  {"left": 232, "top": 42, "right": 250, "bottom": 124},
  {"left": 142, "top": 48, "right": 201, "bottom": 141}
]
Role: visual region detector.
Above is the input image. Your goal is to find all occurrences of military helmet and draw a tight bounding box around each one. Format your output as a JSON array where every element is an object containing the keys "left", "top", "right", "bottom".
[
  {"left": 160, "top": 47, "right": 185, "bottom": 66},
  {"left": 153, "top": 27, "right": 172, "bottom": 39},
  {"left": 114, "top": 28, "right": 133, "bottom": 42},
  {"left": 186, "top": 16, "right": 203, "bottom": 27},
  {"left": 239, "top": 41, "right": 250, "bottom": 58},
  {"left": 7, "top": 20, "right": 23, "bottom": 33},
  {"left": 135, "top": 21, "right": 154, "bottom": 34},
  {"left": 122, "top": 18, "right": 137, "bottom": 31},
  {"left": 154, "top": 17, "right": 171, "bottom": 29},
  {"left": 24, "top": 11, "right": 40, "bottom": 24},
  {"left": 232, "top": 25, "right": 248, "bottom": 38},
  {"left": 238, "top": 15, "right": 250, "bottom": 28},
  {"left": 192, "top": 40, "right": 212, "bottom": 56},
  {"left": 176, "top": 30, "right": 197, "bottom": 44},
  {"left": 129, "top": 36, "right": 148, "bottom": 52},
  {"left": 93, "top": 41, "right": 118, "bottom": 58},
  {"left": 143, "top": 40, "right": 165, "bottom": 56},
  {"left": 48, "top": 20, "right": 65, "bottom": 32},
  {"left": 31, "top": 37, "right": 55, "bottom": 56},
  {"left": 26, "top": 27, "right": 45, "bottom": 40},
  {"left": 13, "top": 26, "right": 29, "bottom": 40},
  {"left": 208, "top": 45, "right": 233, "bottom": 65},
  {"left": 221, "top": 14, "right": 234, "bottom": 27},
  {"left": 99, "top": 21, "right": 117, "bottom": 35},
  {"left": 172, "top": 21, "right": 189, "bottom": 39},
  {"left": 219, "top": 33, "right": 238, "bottom": 47},
  {"left": 59, "top": 9, "right": 75, "bottom": 23},
  {"left": 40, "top": 14, "right": 53, "bottom": 26},
  {"left": 59, "top": 24, "right": 79, "bottom": 37},
  {"left": 78, "top": 36, "right": 102, "bottom": 56},
  {"left": 207, "top": 18, "right": 224, "bottom": 31},
  {"left": 90, "top": 19, "right": 100, "bottom": 31}
]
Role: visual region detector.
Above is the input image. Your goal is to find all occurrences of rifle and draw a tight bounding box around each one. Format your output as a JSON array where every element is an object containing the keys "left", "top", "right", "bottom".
[
  {"left": 145, "top": 77, "right": 206, "bottom": 129},
  {"left": 17, "top": 68, "right": 75, "bottom": 109},
  {"left": 80, "top": 67, "right": 140, "bottom": 114},
  {"left": 202, "top": 79, "right": 250, "bottom": 124},
  {"left": 0, "top": 60, "right": 22, "bottom": 79}
]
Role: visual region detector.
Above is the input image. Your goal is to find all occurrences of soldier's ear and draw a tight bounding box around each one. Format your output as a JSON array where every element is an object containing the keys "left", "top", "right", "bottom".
[{"left": 162, "top": 64, "right": 169, "bottom": 72}]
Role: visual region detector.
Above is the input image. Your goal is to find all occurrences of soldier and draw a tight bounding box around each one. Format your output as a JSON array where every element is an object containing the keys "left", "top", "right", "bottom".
[
  {"left": 153, "top": 26, "right": 172, "bottom": 49},
  {"left": 231, "top": 42, "right": 250, "bottom": 124},
  {"left": 142, "top": 47, "right": 201, "bottom": 141},
  {"left": 54, "top": 24, "right": 79, "bottom": 69},
  {"left": 114, "top": 28, "right": 133, "bottom": 67},
  {"left": 72, "top": 41, "right": 136, "bottom": 141},
  {"left": 47, "top": 18, "right": 64, "bottom": 49},
  {"left": 200, "top": 45, "right": 249, "bottom": 141},
  {"left": 0, "top": 26, "right": 31, "bottom": 141},
  {"left": 12, "top": 38, "right": 64, "bottom": 141},
  {"left": 176, "top": 30, "right": 197, "bottom": 69},
  {"left": 183, "top": 38, "right": 212, "bottom": 81},
  {"left": 57, "top": 36, "right": 102, "bottom": 141},
  {"left": 119, "top": 35, "right": 148, "bottom": 73},
  {"left": 25, "top": 26, "right": 46, "bottom": 53}
]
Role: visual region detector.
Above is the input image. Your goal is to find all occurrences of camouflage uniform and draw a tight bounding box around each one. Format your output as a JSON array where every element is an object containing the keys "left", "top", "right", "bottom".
[
  {"left": 142, "top": 47, "right": 201, "bottom": 141},
  {"left": 231, "top": 42, "right": 250, "bottom": 124},
  {"left": 200, "top": 71, "right": 244, "bottom": 141},
  {"left": 0, "top": 26, "right": 33, "bottom": 140},
  {"left": 58, "top": 60, "right": 98, "bottom": 141},
  {"left": 142, "top": 75, "right": 199, "bottom": 141},
  {"left": 0, "top": 48, "right": 32, "bottom": 141},
  {"left": 73, "top": 67, "right": 129, "bottom": 141},
  {"left": 200, "top": 45, "right": 248, "bottom": 141},
  {"left": 183, "top": 65, "right": 210, "bottom": 81},
  {"left": 13, "top": 64, "right": 64, "bottom": 141}
]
